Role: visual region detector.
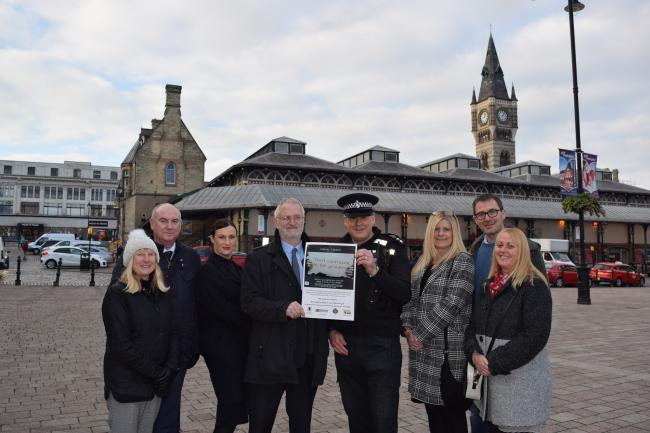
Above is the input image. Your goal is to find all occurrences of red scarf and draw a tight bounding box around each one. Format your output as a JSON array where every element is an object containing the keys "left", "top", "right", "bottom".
[{"left": 488, "top": 272, "right": 510, "bottom": 300}]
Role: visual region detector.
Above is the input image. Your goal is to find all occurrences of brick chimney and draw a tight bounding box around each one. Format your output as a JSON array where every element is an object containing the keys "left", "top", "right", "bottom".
[
  {"left": 164, "top": 84, "right": 182, "bottom": 118},
  {"left": 612, "top": 168, "right": 619, "bottom": 182}
]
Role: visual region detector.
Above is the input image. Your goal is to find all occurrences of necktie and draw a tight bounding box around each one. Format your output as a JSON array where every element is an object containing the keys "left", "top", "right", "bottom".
[
  {"left": 291, "top": 248, "right": 301, "bottom": 283},
  {"left": 163, "top": 251, "right": 173, "bottom": 262}
]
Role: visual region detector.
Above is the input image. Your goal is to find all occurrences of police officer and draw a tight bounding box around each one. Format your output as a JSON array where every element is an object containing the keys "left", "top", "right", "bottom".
[{"left": 329, "top": 193, "right": 411, "bottom": 433}]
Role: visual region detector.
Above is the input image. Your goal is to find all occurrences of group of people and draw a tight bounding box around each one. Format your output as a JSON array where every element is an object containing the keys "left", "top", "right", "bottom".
[{"left": 101, "top": 192, "right": 552, "bottom": 433}]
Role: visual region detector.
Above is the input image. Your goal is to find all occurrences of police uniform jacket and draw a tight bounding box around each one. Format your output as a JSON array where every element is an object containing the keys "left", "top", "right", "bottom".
[
  {"left": 240, "top": 230, "right": 329, "bottom": 386},
  {"left": 332, "top": 227, "right": 411, "bottom": 337}
]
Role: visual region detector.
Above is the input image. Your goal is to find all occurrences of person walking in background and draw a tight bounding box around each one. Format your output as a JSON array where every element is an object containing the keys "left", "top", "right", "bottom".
[
  {"left": 328, "top": 193, "right": 411, "bottom": 433},
  {"left": 465, "top": 228, "right": 552, "bottom": 433},
  {"left": 102, "top": 229, "right": 179, "bottom": 433},
  {"left": 111, "top": 203, "right": 201, "bottom": 433},
  {"left": 402, "top": 211, "right": 474, "bottom": 433},
  {"left": 468, "top": 193, "right": 546, "bottom": 433},
  {"left": 241, "top": 198, "right": 329, "bottom": 433},
  {"left": 196, "top": 219, "right": 249, "bottom": 433}
]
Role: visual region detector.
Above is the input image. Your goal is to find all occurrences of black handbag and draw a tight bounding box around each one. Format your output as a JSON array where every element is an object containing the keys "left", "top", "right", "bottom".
[{"left": 440, "top": 327, "right": 471, "bottom": 411}]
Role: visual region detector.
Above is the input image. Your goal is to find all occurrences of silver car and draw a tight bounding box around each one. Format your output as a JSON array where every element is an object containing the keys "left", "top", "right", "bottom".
[{"left": 40, "top": 246, "right": 108, "bottom": 269}]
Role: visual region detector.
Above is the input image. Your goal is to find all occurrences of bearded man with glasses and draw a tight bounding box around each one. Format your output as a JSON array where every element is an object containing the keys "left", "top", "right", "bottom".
[{"left": 467, "top": 193, "right": 546, "bottom": 433}]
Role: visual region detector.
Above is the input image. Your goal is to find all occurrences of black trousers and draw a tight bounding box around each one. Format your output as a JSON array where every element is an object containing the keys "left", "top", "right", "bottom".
[
  {"left": 247, "top": 361, "right": 318, "bottom": 433},
  {"left": 334, "top": 335, "right": 402, "bottom": 433},
  {"left": 424, "top": 403, "right": 468, "bottom": 433}
]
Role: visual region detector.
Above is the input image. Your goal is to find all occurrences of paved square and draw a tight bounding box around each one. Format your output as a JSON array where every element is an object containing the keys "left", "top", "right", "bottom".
[{"left": 1, "top": 281, "right": 649, "bottom": 432}]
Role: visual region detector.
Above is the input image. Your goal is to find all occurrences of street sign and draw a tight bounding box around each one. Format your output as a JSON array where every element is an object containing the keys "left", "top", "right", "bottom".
[{"left": 88, "top": 219, "right": 109, "bottom": 227}]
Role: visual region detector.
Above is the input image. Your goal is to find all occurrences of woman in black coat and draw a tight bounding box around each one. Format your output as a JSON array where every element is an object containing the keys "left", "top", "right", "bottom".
[
  {"left": 102, "top": 229, "right": 179, "bottom": 433},
  {"left": 196, "top": 219, "right": 250, "bottom": 433}
]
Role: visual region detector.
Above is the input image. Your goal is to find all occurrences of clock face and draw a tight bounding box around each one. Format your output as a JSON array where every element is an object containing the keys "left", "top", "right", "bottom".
[
  {"left": 497, "top": 109, "right": 508, "bottom": 123},
  {"left": 479, "top": 111, "right": 488, "bottom": 125}
]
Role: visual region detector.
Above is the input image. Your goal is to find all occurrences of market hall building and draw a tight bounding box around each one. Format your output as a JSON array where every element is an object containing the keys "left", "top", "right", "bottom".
[{"left": 143, "top": 35, "right": 650, "bottom": 267}]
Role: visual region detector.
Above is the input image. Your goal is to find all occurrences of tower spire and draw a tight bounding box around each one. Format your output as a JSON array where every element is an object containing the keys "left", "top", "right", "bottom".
[{"left": 478, "top": 34, "right": 509, "bottom": 101}]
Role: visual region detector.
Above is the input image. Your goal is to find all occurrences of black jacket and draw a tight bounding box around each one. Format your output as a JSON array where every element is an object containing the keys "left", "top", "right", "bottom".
[
  {"left": 331, "top": 228, "right": 411, "bottom": 337},
  {"left": 196, "top": 253, "right": 249, "bottom": 403},
  {"left": 111, "top": 240, "right": 201, "bottom": 368},
  {"left": 240, "top": 231, "right": 329, "bottom": 385},
  {"left": 102, "top": 281, "right": 179, "bottom": 403}
]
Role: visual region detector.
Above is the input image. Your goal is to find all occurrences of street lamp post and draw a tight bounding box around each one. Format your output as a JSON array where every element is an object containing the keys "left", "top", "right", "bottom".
[{"left": 565, "top": 0, "right": 591, "bottom": 304}]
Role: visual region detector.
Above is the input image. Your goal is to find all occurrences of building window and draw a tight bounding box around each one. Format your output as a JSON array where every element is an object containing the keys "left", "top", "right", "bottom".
[
  {"left": 67, "top": 187, "right": 85, "bottom": 201},
  {"left": 90, "top": 205, "right": 102, "bottom": 217},
  {"left": 165, "top": 162, "right": 176, "bottom": 185},
  {"left": 66, "top": 204, "right": 84, "bottom": 216},
  {"left": 44, "top": 186, "right": 63, "bottom": 200},
  {"left": 20, "top": 202, "right": 39, "bottom": 215},
  {"left": 20, "top": 185, "right": 40, "bottom": 198},
  {"left": 106, "top": 189, "right": 116, "bottom": 202},
  {"left": 110, "top": 171, "right": 118, "bottom": 180},
  {"left": 0, "top": 200, "right": 12, "bottom": 215},
  {"left": 500, "top": 151, "right": 511, "bottom": 167},
  {"left": 0, "top": 184, "right": 14, "bottom": 198},
  {"left": 91, "top": 188, "right": 104, "bottom": 202},
  {"left": 73, "top": 168, "right": 81, "bottom": 178},
  {"left": 105, "top": 206, "right": 116, "bottom": 218},
  {"left": 274, "top": 142, "right": 289, "bottom": 154},
  {"left": 51, "top": 167, "right": 59, "bottom": 177},
  {"left": 27, "top": 166, "right": 36, "bottom": 176},
  {"left": 481, "top": 153, "right": 489, "bottom": 170},
  {"left": 3, "top": 165, "right": 12, "bottom": 175},
  {"left": 43, "top": 203, "right": 63, "bottom": 216},
  {"left": 93, "top": 170, "right": 101, "bottom": 179},
  {"left": 289, "top": 143, "right": 303, "bottom": 154}
]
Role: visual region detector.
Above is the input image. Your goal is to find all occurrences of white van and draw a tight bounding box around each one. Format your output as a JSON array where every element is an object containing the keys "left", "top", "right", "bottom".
[
  {"left": 531, "top": 238, "right": 576, "bottom": 268},
  {"left": 0, "top": 236, "right": 9, "bottom": 269},
  {"left": 28, "top": 233, "right": 76, "bottom": 255}
]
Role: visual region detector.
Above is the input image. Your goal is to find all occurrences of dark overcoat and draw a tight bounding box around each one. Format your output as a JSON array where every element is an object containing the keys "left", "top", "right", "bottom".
[
  {"left": 240, "top": 231, "right": 329, "bottom": 386},
  {"left": 102, "top": 281, "right": 179, "bottom": 402},
  {"left": 401, "top": 252, "right": 474, "bottom": 405},
  {"left": 196, "top": 253, "right": 249, "bottom": 403}
]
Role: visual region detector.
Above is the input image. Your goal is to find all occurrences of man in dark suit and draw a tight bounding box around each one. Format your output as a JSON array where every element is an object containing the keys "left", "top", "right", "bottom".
[
  {"left": 240, "top": 197, "right": 329, "bottom": 433},
  {"left": 111, "top": 203, "right": 201, "bottom": 433}
]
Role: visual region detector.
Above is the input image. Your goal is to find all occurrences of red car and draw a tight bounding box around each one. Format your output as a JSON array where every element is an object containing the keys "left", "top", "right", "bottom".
[
  {"left": 589, "top": 262, "right": 645, "bottom": 287},
  {"left": 193, "top": 246, "right": 211, "bottom": 265},
  {"left": 547, "top": 264, "right": 579, "bottom": 287}
]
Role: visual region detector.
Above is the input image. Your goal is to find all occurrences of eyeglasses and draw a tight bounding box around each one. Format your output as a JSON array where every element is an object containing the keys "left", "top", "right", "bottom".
[
  {"left": 474, "top": 208, "right": 502, "bottom": 221},
  {"left": 277, "top": 215, "right": 304, "bottom": 223}
]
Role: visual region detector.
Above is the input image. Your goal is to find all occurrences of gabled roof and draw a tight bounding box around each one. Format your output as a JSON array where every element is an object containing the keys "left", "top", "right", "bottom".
[
  {"left": 478, "top": 34, "right": 510, "bottom": 102},
  {"left": 419, "top": 153, "right": 479, "bottom": 167}
]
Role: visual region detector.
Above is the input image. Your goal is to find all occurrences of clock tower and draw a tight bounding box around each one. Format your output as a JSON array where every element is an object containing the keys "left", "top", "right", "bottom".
[{"left": 471, "top": 34, "right": 518, "bottom": 170}]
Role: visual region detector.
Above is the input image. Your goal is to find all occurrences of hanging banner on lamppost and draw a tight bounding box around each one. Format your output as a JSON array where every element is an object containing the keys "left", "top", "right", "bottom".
[
  {"left": 559, "top": 149, "right": 577, "bottom": 195},
  {"left": 582, "top": 152, "right": 598, "bottom": 197}
]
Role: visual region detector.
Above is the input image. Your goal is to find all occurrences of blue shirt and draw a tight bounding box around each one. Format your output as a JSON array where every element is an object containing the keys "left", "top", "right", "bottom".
[
  {"left": 281, "top": 240, "right": 304, "bottom": 282},
  {"left": 474, "top": 237, "right": 495, "bottom": 298}
]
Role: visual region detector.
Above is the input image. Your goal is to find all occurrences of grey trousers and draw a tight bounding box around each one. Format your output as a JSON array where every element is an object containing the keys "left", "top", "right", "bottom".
[{"left": 107, "top": 393, "right": 161, "bottom": 433}]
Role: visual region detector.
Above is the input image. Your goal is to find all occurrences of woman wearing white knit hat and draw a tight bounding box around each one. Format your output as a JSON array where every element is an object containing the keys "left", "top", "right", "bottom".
[{"left": 101, "top": 229, "right": 179, "bottom": 433}]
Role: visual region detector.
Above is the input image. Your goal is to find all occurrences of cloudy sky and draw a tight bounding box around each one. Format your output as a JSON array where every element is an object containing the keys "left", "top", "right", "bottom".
[{"left": 1, "top": 1, "right": 649, "bottom": 189}]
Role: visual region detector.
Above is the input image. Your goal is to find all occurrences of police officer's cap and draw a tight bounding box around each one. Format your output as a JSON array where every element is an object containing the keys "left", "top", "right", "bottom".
[{"left": 337, "top": 193, "right": 379, "bottom": 217}]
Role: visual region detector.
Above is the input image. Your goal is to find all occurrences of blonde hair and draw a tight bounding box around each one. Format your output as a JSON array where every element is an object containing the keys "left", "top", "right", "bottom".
[
  {"left": 488, "top": 228, "right": 547, "bottom": 288},
  {"left": 119, "top": 248, "right": 169, "bottom": 294},
  {"left": 412, "top": 211, "right": 467, "bottom": 278}
]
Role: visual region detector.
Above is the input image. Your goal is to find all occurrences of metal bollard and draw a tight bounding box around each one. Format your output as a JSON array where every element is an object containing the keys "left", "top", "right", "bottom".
[
  {"left": 89, "top": 260, "right": 96, "bottom": 287},
  {"left": 15, "top": 255, "right": 21, "bottom": 286},
  {"left": 53, "top": 258, "right": 62, "bottom": 287}
]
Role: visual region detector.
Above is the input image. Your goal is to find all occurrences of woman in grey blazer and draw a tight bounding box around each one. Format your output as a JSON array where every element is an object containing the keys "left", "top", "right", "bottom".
[{"left": 402, "top": 211, "right": 474, "bottom": 433}]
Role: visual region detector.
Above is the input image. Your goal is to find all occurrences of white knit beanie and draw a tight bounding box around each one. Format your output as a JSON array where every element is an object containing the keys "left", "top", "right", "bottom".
[{"left": 122, "top": 229, "right": 160, "bottom": 264}]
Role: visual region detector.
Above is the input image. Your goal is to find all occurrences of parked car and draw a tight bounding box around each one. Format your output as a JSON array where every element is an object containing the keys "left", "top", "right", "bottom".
[
  {"left": 193, "top": 246, "right": 211, "bottom": 265},
  {"left": 547, "top": 264, "right": 579, "bottom": 287},
  {"left": 40, "top": 246, "right": 108, "bottom": 269},
  {"left": 80, "top": 246, "right": 114, "bottom": 264},
  {"left": 589, "top": 262, "right": 645, "bottom": 287}
]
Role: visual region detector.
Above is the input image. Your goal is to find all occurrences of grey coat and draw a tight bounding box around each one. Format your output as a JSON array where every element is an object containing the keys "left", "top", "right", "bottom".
[
  {"left": 401, "top": 252, "right": 474, "bottom": 405},
  {"left": 465, "top": 277, "right": 552, "bottom": 431}
]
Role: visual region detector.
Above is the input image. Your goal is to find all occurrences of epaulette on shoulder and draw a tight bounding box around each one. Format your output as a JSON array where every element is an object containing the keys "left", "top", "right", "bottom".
[{"left": 381, "top": 233, "right": 404, "bottom": 245}]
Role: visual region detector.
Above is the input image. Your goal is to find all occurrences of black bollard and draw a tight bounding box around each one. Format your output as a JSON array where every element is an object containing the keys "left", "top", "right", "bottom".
[
  {"left": 53, "top": 258, "right": 62, "bottom": 287},
  {"left": 15, "top": 255, "right": 21, "bottom": 286},
  {"left": 89, "top": 260, "right": 96, "bottom": 287}
]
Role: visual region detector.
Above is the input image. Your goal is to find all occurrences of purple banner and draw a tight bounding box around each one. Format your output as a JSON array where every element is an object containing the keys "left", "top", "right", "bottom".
[
  {"left": 559, "top": 149, "right": 577, "bottom": 195},
  {"left": 582, "top": 152, "right": 598, "bottom": 197}
]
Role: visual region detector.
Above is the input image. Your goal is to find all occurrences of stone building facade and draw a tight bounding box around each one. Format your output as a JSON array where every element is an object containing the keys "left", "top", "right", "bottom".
[{"left": 118, "top": 84, "right": 206, "bottom": 237}]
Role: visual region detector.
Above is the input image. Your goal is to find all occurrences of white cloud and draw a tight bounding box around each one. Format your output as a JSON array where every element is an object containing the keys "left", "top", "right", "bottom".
[{"left": 0, "top": 0, "right": 649, "bottom": 191}]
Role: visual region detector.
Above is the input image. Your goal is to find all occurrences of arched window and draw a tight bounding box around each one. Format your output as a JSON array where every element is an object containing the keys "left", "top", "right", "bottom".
[
  {"left": 165, "top": 162, "right": 176, "bottom": 185},
  {"left": 500, "top": 151, "right": 511, "bottom": 167},
  {"left": 481, "top": 153, "right": 489, "bottom": 170}
]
